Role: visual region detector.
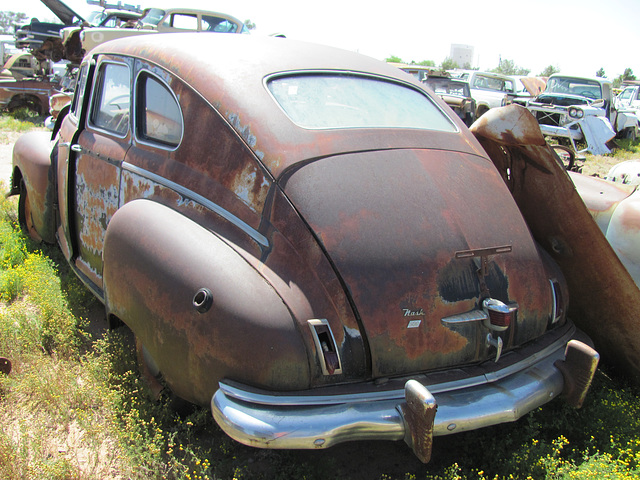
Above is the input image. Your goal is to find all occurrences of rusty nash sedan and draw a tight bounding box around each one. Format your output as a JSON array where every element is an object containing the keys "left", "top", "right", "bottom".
[{"left": 10, "top": 33, "right": 598, "bottom": 462}]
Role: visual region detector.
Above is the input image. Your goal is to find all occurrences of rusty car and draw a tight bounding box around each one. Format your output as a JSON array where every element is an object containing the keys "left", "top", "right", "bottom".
[
  {"left": 0, "top": 74, "right": 58, "bottom": 115},
  {"left": 10, "top": 33, "right": 599, "bottom": 463}
]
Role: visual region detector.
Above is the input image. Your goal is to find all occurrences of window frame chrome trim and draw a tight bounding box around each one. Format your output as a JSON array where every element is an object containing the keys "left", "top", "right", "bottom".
[
  {"left": 133, "top": 68, "right": 184, "bottom": 151},
  {"left": 87, "top": 59, "right": 132, "bottom": 139},
  {"left": 263, "top": 69, "right": 460, "bottom": 133}
]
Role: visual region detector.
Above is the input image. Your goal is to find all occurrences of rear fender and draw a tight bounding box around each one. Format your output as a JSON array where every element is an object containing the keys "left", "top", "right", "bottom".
[
  {"left": 102, "top": 199, "right": 309, "bottom": 406},
  {"left": 10, "top": 131, "right": 57, "bottom": 243}
]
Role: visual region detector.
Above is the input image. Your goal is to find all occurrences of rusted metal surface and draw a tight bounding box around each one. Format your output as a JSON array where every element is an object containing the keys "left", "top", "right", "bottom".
[
  {"left": 571, "top": 171, "right": 640, "bottom": 288},
  {"left": 471, "top": 104, "right": 640, "bottom": 381},
  {"left": 11, "top": 34, "right": 601, "bottom": 459},
  {"left": 11, "top": 131, "right": 57, "bottom": 243},
  {"left": 400, "top": 380, "right": 437, "bottom": 463},
  {"left": 93, "top": 33, "right": 488, "bottom": 178},
  {"left": 283, "top": 147, "right": 557, "bottom": 377},
  {"left": 0, "top": 77, "right": 57, "bottom": 115}
]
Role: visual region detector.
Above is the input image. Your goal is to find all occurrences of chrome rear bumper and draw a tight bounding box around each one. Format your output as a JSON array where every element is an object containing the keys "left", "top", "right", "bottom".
[{"left": 211, "top": 327, "right": 598, "bottom": 462}]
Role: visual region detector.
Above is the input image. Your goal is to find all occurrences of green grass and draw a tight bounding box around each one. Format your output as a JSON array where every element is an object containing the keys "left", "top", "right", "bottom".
[{"left": 0, "top": 114, "right": 639, "bottom": 479}]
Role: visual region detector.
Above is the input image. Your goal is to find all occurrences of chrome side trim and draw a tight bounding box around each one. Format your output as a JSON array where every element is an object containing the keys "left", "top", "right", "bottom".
[
  {"left": 441, "top": 309, "right": 488, "bottom": 325},
  {"left": 217, "top": 325, "right": 575, "bottom": 407},
  {"left": 122, "top": 162, "right": 269, "bottom": 248}
]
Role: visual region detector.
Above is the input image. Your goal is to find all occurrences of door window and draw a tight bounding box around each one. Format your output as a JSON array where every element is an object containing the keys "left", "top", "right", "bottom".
[
  {"left": 136, "top": 72, "right": 183, "bottom": 147},
  {"left": 90, "top": 62, "right": 131, "bottom": 136},
  {"left": 169, "top": 14, "right": 198, "bottom": 30},
  {"left": 71, "top": 64, "right": 88, "bottom": 117}
]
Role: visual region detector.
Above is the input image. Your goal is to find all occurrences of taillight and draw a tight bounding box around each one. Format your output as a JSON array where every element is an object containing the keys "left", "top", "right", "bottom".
[
  {"left": 308, "top": 319, "right": 342, "bottom": 375},
  {"left": 482, "top": 298, "right": 517, "bottom": 331}
]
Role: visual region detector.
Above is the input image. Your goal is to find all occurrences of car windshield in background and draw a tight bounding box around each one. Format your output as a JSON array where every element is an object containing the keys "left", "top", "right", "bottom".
[
  {"left": 545, "top": 77, "right": 603, "bottom": 100},
  {"left": 267, "top": 74, "right": 457, "bottom": 131},
  {"left": 425, "top": 78, "right": 470, "bottom": 97}
]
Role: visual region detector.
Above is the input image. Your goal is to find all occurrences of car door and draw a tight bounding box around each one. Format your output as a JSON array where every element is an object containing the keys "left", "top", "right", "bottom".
[{"left": 63, "top": 55, "right": 132, "bottom": 295}]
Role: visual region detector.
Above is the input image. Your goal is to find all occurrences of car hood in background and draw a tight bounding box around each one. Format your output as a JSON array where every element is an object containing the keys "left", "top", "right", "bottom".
[
  {"left": 40, "top": 0, "right": 86, "bottom": 24},
  {"left": 283, "top": 148, "right": 555, "bottom": 377}
]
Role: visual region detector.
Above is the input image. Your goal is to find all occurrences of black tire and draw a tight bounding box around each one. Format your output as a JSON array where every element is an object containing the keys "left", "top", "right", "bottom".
[
  {"left": 551, "top": 144, "right": 576, "bottom": 171},
  {"left": 18, "top": 180, "right": 42, "bottom": 241}
]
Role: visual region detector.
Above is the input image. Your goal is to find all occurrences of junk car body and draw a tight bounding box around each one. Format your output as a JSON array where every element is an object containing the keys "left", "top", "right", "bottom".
[
  {"left": 10, "top": 34, "right": 598, "bottom": 462},
  {"left": 0, "top": 75, "right": 58, "bottom": 115},
  {"left": 615, "top": 85, "right": 640, "bottom": 112},
  {"left": 423, "top": 74, "right": 476, "bottom": 126},
  {"left": 66, "top": 7, "right": 248, "bottom": 62},
  {"left": 526, "top": 74, "right": 640, "bottom": 154},
  {"left": 449, "top": 70, "right": 511, "bottom": 118}
]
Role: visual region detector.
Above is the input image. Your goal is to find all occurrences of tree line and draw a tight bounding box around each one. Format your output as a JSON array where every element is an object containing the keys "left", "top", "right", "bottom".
[{"left": 386, "top": 54, "right": 636, "bottom": 87}]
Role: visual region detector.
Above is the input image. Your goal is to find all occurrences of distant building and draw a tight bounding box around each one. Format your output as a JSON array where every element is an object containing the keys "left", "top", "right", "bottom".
[{"left": 450, "top": 44, "right": 474, "bottom": 68}]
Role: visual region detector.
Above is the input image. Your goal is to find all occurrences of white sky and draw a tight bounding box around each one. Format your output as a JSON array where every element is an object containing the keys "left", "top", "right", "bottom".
[{"left": 15, "top": 0, "right": 640, "bottom": 79}]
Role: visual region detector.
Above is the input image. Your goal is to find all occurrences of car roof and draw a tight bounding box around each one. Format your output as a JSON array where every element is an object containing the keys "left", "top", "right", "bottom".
[
  {"left": 90, "top": 34, "right": 487, "bottom": 176},
  {"left": 549, "top": 74, "right": 612, "bottom": 86}
]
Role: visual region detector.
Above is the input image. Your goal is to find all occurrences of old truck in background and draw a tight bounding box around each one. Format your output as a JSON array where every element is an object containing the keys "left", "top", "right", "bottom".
[{"left": 526, "top": 74, "right": 640, "bottom": 155}]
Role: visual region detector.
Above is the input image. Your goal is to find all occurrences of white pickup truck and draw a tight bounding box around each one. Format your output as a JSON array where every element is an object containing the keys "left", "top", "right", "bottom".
[{"left": 449, "top": 70, "right": 511, "bottom": 118}]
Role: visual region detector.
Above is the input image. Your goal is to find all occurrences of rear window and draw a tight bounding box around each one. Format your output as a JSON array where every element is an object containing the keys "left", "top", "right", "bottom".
[{"left": 267, "top": 74, "right": 456, "bottom": 131}]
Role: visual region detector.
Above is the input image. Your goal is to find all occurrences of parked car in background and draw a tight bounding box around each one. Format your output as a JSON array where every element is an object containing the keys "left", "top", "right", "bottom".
[
  {"left": 0, "top": 75, "right": 57, "bottom": 115},
  {"left": 449, "top": 70, "right": 510, "bottom": 118},
  {"left": 61, "top": 8, "right": 143, "bottom": 64},
  {"left": 69, "top": 7, "right": 249, "bottom": 57},
  {"left": 615, "top": 84, "right": 640, "bottom": 111},
  {"left": 423, "top": 73, "right": 476, "bottom": 126},
  {"left": 11, "top": 33, "right": 598, "bottom": 463},
  {"left": 526, "top": 74, "right": 639, "bottom": 154}
]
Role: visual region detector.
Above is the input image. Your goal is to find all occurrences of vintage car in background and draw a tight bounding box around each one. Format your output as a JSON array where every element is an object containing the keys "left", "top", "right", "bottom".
[
  {"left": 526, "top": 74, "right": 640, "bottom": 155},
  {"left": 10, "top": 34, "right": 598, "bottom": 463},
  {"left": 0, "top": 75, "right": 58, "bottom": 115},
  {"left": 449, "top": 70, "right": 511, "bottom": 118},
  {"left": 423, "top": 73, "right": 476, "bottom": 126},
  {"left": 65, "top": 7, "right": 249, "bottom": 60},
  {"left": 570, "top": 168, "right": 640, "bottom": 288},
  {"left": 615, "top": 84, "right": 640, "bottom": 112}
]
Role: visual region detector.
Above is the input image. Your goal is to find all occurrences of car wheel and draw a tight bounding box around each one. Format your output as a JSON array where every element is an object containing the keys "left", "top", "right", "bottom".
[
  {"left": 8, "top": 97, "right": 42, "bottom": 116},
  {"left": 18, "top": 180, "right": 42, "bottom": 242}
]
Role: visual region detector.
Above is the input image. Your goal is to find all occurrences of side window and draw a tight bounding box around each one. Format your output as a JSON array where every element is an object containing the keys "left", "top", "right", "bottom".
[
  {"left": 619, "top": 88, "right": 632, "bottom": 100},
  {"left": 136, "top": 73, "right": 183, "bottom": 147},
  {"left": 202, "top": 16, "right": 238, "bottom": 32},
  {"left": 170, "top": 14, "right": 198, "bottom": 30},
  {"left": 71, "top": 64, "right": 88, "bottom": 117},
  {"left": 90, "top": 63, "right": 130, "bottom": 135}
]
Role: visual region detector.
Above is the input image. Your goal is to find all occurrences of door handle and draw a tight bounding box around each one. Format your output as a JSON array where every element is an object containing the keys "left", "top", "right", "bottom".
[{"left": 70, "top": 144, "right": 82, "bottom": 153}]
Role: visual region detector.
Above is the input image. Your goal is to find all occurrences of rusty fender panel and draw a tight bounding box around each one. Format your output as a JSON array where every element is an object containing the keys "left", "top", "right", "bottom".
[
  {"left": 102, "top": 199, "right": 309, "bottom": 406},
  {"left": 471, "top": 104, "right": 640, "bottom": 381},
  {"left": 11, "top": 131, "right": 57, "bottom": 243}
]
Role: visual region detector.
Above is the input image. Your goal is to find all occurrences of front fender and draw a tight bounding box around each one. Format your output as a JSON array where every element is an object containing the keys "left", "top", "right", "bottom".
[
  {"left": 102, "top": 199, "right": 310, "bottom": 406},
  {"left": 10, "top": 131, "right": 57, "bottom": 243}
]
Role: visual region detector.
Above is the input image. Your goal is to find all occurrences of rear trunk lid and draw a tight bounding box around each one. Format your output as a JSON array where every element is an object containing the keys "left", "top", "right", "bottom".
[{"left": 283, "top": 148, "right": 555, "bottom": 377}]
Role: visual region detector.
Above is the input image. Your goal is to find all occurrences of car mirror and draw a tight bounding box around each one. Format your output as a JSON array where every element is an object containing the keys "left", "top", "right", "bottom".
[{"left": 591, "top": 99, "right": 605, "bottom": 108}]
